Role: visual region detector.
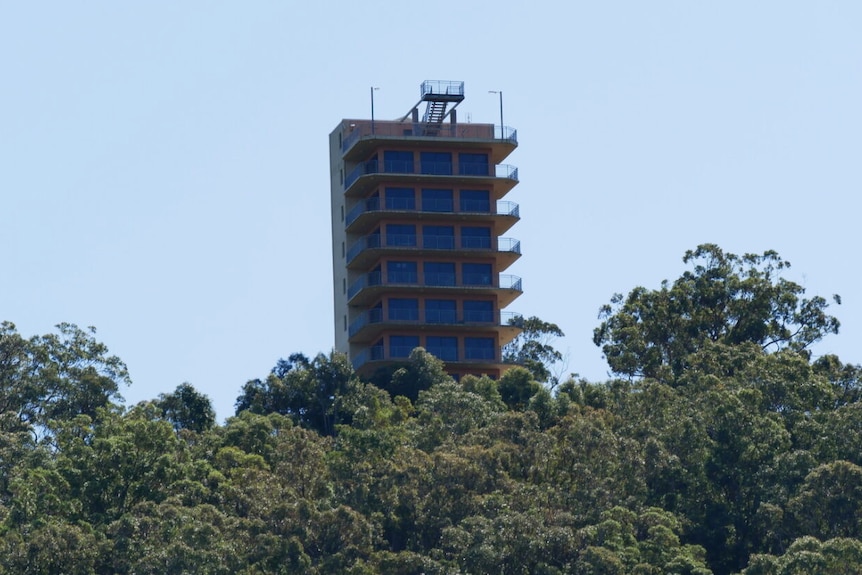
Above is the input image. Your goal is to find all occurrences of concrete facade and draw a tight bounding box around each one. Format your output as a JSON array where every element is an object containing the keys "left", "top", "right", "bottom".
[{"left": 329, "top": 81, "right": 522, "bottom": 379}]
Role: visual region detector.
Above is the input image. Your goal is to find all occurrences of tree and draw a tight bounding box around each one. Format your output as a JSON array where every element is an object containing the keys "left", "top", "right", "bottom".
[
  {"left": 155, "top": 382, "right": 216, "bottom": 433},
  {"left": 235, "top": 351, "right": 354, "bottom": 436},
  {"left": 0, "top": 322, "right": 129, "bottom": 434},
  {"left": 593, "top": 245, "right": 840, "bottom": 382},
  {"left": 502, "top": 316, "right": 565, "bottom": 384}
]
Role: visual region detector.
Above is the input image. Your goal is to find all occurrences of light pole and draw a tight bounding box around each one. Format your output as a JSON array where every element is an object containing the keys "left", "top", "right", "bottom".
[
  {"left": 370, "top": 86, "right": 380, "bottom": 134},
  {"left": 489, "top": 90, "right": 503, "bottom": 139}
]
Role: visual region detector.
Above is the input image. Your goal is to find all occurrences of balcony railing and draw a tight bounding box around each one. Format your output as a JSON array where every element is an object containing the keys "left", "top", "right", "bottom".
[
  {"left": 346, "top": 199, "right": 520, "bottom": 228},
  {"left": 346, "top": 234, "right": 520, "bottom": 265},
  {"left": 344, "top": 158, "right": 518, "bottom": 190},
  {"left": 341, "top": 119, "right": 517, "bottom": 155},
  {"left": 350, "top": 309, "right": 523, "bottom": 337},
  {"left": 351, "top": 342, "right": 507, "bottom": 370},
  {"left": 348, "top": 272, "right": 523, "bottom": 300}
]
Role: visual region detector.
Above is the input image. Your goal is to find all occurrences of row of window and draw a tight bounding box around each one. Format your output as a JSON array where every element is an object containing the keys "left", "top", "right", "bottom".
[
  {"left": 376, "top": 151, "right": 489, "bottom": 176},
  {"left": 369, "top": 188, "right": 491, "bottom": 213},
  {"left": 368, "top": 335, "right": 497, "bottom": 362},
  {"left": 369, "top": 298, "right": 494, "bottom": 323},
  {"left": 383, "top": 261, "right": 493, "bottom": 286},
  {"left": 371, "top": 224, "right": 493, "bottom": 250}
]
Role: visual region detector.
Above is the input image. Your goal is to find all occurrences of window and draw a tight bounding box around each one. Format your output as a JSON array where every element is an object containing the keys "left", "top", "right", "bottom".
[
  {"left": 365, "top": 192, "right": 380, "bottom": 212},
  {"left": 390, "top": 335, "right": 419, "bottom": 358},
  {"left": 421, "top": 188, "right": 453, "bottom": 212},
  {"left": 368, "top": 302, "right": 383, "bottom": 323},
  {"left": 461, "top": 227, "right": 492, "bottom": 249},
  {"left": 386, "top": 224, "right": 416, "bottom": 247},
  {"left": 420, "top": 151, "right": 452, "bottom": 175},
  {"left": 388, "top": 298, "right": 419, "bottom": 321},
  {"left": 384, "top": 151, "right": 413, "bottom": 173},
  {"left": 385, "top": 187, "right": 415, "bottom": 210},
  {"left": 426, "top": 336, "right": 458, "bottom": 361},
  {"left": 424, "top": 262, "right": 456, "bottom": 286},
  {"left": 459, "top": 153, "right": 489, "bottom": 176},
  {"left": 426, "top": 299, "right": 457, "bottom": 323},
  {"left": 387, "top": 261, "right": 417, "bottom": 283},
  {"left": 462, "top": 263, "right": 493, "bottom": 286},
  {"left": 370, "top": 339, "right": 384, "bottom": 361},
  {"left": 464, "top": 337, "right": 496, "bottom": 360},
  {"left": 460, "top": 190, "right": 491, "bottom": 213},
  {"left": 423, "top": 225, "right": 454, "bottom": 249},
  {"left": 463, "top": 300, "right": 494, "bottom": 323}
]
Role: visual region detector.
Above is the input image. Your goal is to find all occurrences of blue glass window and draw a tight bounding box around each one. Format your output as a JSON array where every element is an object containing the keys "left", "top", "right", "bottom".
[
  {"left": 370, "top": 340, "right": 384, "bottom": 361},
  {"left": 459, "top": 190, "right": 491, "bottom": 212},
  {"left": 421, "top": 188, "right": 453, "bottom": 212},
  {"left": 459, "top": 153, "right": 489, "bottom": 176},
  {"left": 464, "top": 337, "right": 496, "bottom": 360},
  {"left": 463, "top": 300, "right": 494, "bottom": 323},
  {"left": 423, "top": 225, "right": 454, "bottom": 249},
  {"left": 386, "top": 224, "right": 416, "bottom": 247},
  {"left": 385, "top": 187, "right": 415, "bottom": 210},
  {"left": 426, "top": 299, "right": 457, "bottom": 323},
  {"left": 424, "top": 262, "right": 456, "bottom": 286},
  {"left": 388, "top": 298, "right": 419, "bottom": 321},
  {"left": 387, "top": 261, "right": 417, "bottom": 284},
  {"left": 420, "top": 151, "right": 452, "bottom": 175},
  {"left": 390, "top": 335, "right": 420, "bottom": 358},
  {"left": 462, "top": 263, "right": 493, "bottom": 286},
  {"left": 461, "top": 227, "right": 492, "bottom": 249},
  {"left": 426, "top": 336, "right": 458, "bottom": 361},
  {"left": 384, "top": 151, "right": 414, "bottom": 173}
]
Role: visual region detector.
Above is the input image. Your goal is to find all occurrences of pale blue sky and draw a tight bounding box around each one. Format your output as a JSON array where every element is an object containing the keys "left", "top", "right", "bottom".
[{"left": 3, "top": 2, "right": 860, "bottom": 421}]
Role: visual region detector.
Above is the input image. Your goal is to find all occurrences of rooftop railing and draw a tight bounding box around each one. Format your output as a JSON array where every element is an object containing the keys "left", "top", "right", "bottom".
[{"left": 341, "top": 120, "right": 517, "bottom": 154}]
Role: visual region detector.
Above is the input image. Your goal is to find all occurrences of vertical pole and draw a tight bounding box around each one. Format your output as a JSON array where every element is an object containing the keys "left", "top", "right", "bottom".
[
  {"left": 499, "top": 91, "right": 504, "bottom": 140},
  {"left": 370, "top": 86, "right": 375, "bottom": 134}
]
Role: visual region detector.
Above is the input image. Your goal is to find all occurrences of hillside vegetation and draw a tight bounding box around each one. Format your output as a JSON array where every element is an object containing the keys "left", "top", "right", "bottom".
[{"left": 2, "top": 245, "right": 860, "bottom": 574}]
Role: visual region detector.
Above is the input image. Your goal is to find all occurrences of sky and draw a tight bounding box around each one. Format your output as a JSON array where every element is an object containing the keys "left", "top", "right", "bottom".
[{"left": 3, "top": 2, "right": 860, "bottom": 422}]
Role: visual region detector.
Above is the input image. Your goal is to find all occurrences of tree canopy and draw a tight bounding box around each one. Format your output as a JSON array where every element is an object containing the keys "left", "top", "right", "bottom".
[
  {"left": 1, "top": 245, "right": 859, "bottom": 574},
  {"left": 593, "top": 244, "right": 840, "bottom": 383}
]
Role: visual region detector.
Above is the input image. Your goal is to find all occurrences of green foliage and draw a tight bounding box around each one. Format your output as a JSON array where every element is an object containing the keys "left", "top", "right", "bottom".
[
  {"left": 234, "top": 351, "right": 354, "bottom": 436},
  {"left": 155, "top": 382, "right": 216, "bottom": 433},
  {"left": 503, "top": 315, "right": 565, "bottom": 384},
  {"left": 0, "top": 321, "right": 129, "bottom": 435},
  {"left": 498, "top": 366, "right": 541, "bottom": 410},
  {"left": 3, "top": 244, "right": 860, "bottom": 575},
  {"left": 594, "top": 245, "right": 840, "bottom": 383}
]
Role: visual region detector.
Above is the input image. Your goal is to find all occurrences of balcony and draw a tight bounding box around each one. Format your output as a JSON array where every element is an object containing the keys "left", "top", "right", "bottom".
[
  {"left": 345, "top": 198, "right": 520, "bottom": 235},
  {"left": 346, "top": 233, "right": 521, "bottom": 269},
  {"left": 351, "top": 344, "right": 509, "bottom": 372},
  {"left": 344, "top": 160, "right": 518, "bottom": 196},
  {"left": 348, "top": 272, "right": 523, "bottom": 307},
  {"left": 349, "top": 309, "right": 523, "bottom": 341}
]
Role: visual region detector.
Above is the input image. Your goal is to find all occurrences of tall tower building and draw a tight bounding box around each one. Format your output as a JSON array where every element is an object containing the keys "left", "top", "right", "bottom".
[{"left": 329, "top": 80, "right": 522, "bottom": 380}]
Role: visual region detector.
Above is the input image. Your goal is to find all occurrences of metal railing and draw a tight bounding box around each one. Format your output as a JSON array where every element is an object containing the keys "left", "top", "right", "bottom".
[
  {"left": 341, "top": 119, "right": 516, "bottom": 154},
  {"left": 347, "top": 234, "right": 520, "bottom": 264},
  {"left": 349, "top": 308, "right": 523, "bottom": 337},
  {"left": 348, "top": 272, "right": 522, "bottom": 300},
  {"left": 346, "top": 199, "right": 519, "bottom": 227},
  {"left": 345, "top": 158, "right": 519, "bottom": 190}
]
